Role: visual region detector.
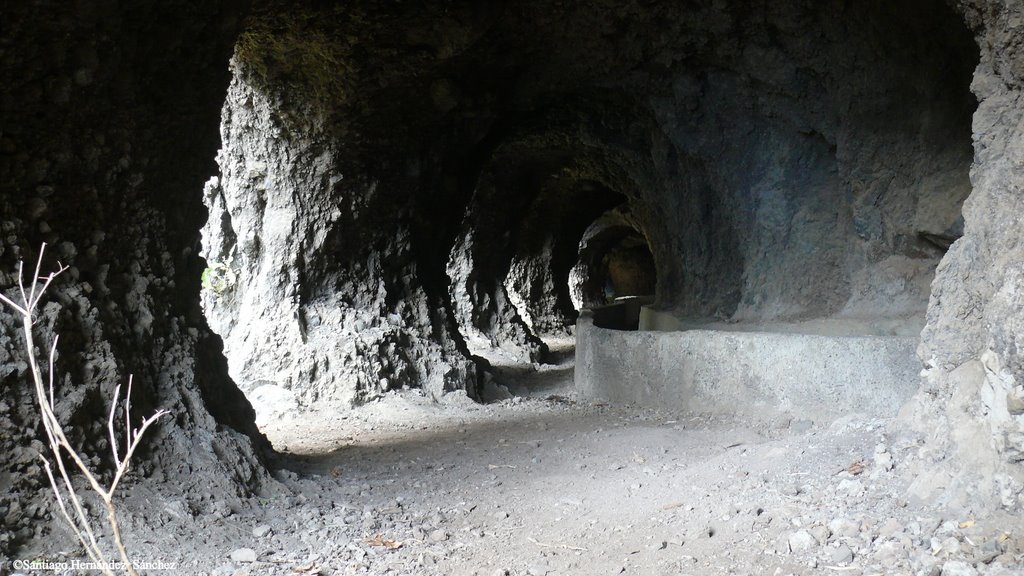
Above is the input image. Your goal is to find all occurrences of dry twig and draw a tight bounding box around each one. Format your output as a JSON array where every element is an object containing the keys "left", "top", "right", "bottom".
[{"left": 1, "top": 243, "right": 168, "bottom": 576}]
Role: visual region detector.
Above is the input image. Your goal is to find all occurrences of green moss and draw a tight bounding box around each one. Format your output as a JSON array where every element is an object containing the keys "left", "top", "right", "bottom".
[
  {"left": 201, "top": 261, "right": 236, "bottom": 296},
  {"left": 233, "top": 8, "right": 361, "bottom": 110}
]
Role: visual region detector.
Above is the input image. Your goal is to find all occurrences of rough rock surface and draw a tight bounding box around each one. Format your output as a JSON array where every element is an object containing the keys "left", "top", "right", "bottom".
[
  {"left": 2, "top": 0, "right": 1023, "bottom": 567},
  {"left": 204, "top": 0, "right": 979, "bottom": 410},
  {"left": 0, "top": 0, "right": 269, "bottom": 556},
  {"left": 570, "top": 206, "right": 651, "bottom": 310},
  {"left": 201, "top": 5, "right": 483, "bottom": 409},
  {"left": 902, "top": 0, "right": 1024, "bottom": 517}
]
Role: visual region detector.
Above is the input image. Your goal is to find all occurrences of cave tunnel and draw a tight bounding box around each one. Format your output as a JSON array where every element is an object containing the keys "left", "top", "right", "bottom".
[
  {"left": 600, "top": 237, "right": 657, "bottom": 302},
  {"left": 571, "top": 207, "right": 658, "bottom": 330},
  {"left": 4, "top": 0, "right": 1024, "bottom": 571},
  {"left": 201, "top": 0, "right": 980, "bottom": 416}
]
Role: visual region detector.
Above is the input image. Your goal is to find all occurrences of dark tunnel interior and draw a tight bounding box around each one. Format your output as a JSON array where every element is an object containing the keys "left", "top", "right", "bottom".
[
  {"left": 7, "top": 0, "right": 1024, "bottom": 570},
  {"left": 198, "top": 0, "right": 979, "bottom": 407}
]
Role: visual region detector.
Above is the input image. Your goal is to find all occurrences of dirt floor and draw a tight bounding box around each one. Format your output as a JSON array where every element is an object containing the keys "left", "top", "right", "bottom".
[{"left": 13, "top": 342, "right": 1024, "bottom": 576}]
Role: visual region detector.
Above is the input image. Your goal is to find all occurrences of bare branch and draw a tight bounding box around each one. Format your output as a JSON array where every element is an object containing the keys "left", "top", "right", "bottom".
[
  {"left": 0, "top": 292, "right": 27, "bottom": 316},
  {"left": 1, "top": 244, "right": 167, "bottom": 576},
  {"left": 48, "top": 336, "right": 59, "bottom": 409},
  {"left": 33, "top": 264, "right": 70, "bottom": 310},
  {"left": 27, "top": 241, "right": 47, "bottom": 308},
  {"left": 39, "top": 457, "right": 104, "bottom": 568},
  {"left": 124, "top": 376, "right": 133, "bottom": 465},
  {"left": 109, "top": 383, "right": 122, "bottom": 467},
  {"left": 16, "top": 259, "right": 27, "bottom": 309}
]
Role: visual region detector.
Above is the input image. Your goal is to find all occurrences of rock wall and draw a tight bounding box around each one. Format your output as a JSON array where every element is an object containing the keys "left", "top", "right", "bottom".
[
  {"left": 0, "top": 0, "right": 268, "bottom": 555},
  {"left": 570, "top": 207, "right": 651, "bottom": 310},
  {"left": 203, "top": 0, "right": 980, "bottom": 408},
  {"left": 503, "top": 181, "right": 625, "bottom": 336},
  {"left": 446, "top": 168, "right": 550, "bottom": 362},
  {"left": 648, "top": 0, "right": 977, "bottom": 322},
  {"left": 901, "top": 0, "right": 1024, "bottom": 515},
  {"left": 0, "top": 0, "right": 1019, "bottom": 551},
  {"left": 202, "top": 4, "right": 482, "bottom": 409}
]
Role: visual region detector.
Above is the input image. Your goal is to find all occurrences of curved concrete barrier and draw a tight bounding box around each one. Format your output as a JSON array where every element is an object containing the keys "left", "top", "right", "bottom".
[{"left": 575, "top": 313, "right": 921, "bottom": 421}]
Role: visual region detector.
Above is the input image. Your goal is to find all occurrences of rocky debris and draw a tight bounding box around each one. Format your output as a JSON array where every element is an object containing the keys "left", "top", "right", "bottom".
[
  {"left": 874, "top": 443, "right": 895, "bottom": 473},
  {"left": 829, "top": 543, "right": 855, "bottom": 564},
  {"left": 46, "top": 393, "right": 1010, "bottom": 576},
  {"left": 829, "top": 517, "right": 860, "bottom": 539},
  {"left": 1, "top": 0, "right": 1023, "bottom": 574},
  {"left": 784, "top": 529, "right": 819, "bottom": 553},
  {"left": 943, "top": 560, "right": 979, "bottom": 576},
  {"left": 229, "top": 548, "right": 257, "bottom": 563}
]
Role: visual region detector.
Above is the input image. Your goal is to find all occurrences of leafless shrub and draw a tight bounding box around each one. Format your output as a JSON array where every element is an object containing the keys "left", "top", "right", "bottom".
[{"left": 1, "top": 243, "right": 168, "bottom": 576}]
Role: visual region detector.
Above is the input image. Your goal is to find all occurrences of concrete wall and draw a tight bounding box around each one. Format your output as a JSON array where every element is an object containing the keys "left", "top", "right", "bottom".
[
  {"left": 639, "top": 306, "right": 685, "bottom": 332},
  {"left": 575, "top": 313, "right": 921, "bottom": 421}
]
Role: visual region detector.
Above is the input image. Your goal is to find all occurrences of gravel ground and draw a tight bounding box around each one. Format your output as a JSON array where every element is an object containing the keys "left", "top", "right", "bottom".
[{"left": 9, "top": 345, "right": 1024, "bottom": 576}]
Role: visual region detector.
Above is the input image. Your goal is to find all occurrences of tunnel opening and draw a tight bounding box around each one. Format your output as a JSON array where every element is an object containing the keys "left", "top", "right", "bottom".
[
  {"left": 9, "top": 0, "right": 1024, "bottom": 570},
  {"left": 589, "top": 234, "right": 658, "bottom": 331},
  {"left": 602, "top": 237, "right": 657, "bottom": 302},
  {"left": 502, "top": 180, "right": 629, "bottom": 339},
  {"left": 193, "top": 0, "right": 979, "bottom": 432},
  {"left": 569, "top": 206, "right": 658, "bottom": 331}
]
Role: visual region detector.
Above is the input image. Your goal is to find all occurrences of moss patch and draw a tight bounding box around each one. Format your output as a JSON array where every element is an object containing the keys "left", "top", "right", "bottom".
[{"left": 232, "top": 6, "right": 365, "bottom": 110}]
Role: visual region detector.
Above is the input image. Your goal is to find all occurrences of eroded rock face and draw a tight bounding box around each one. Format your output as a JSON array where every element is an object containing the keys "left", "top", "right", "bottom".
[
  {"left": 206, "top": 0, "right": 977, "bottom": 413},
  {"left": 504, "top": 180, "right": 626, "bottom": 336},
  {"left": 570, "top": 207, "right": 651, "bottom": 310},
  {"left": 201, "top": 14, "right": 484, "bottom": 410},
  {"left": 0, "top": 0, "right": 1018, "bottom": 559},
  {"left": 0, "top": 0, "right": 267, "bottom": 554},
  {"left": 656, "top": 0, "right": 976, "bottom": 322},
  {"left": 903, "top": 0, "right": 1024, "bottom": 514}
]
